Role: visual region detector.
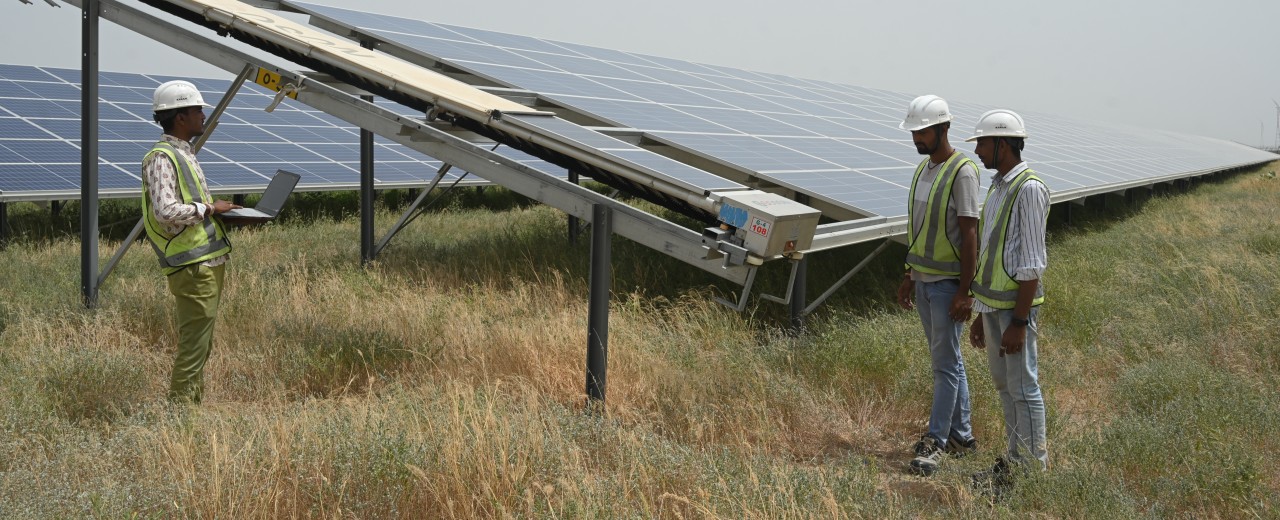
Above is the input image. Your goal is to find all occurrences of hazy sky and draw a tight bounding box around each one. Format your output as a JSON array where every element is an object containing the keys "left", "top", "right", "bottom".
[{"left": 2, "top": 0, "right": 1278, "bottom": 147}]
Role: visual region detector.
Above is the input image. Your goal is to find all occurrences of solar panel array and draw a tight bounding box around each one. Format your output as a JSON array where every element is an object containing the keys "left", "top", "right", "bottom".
[
  {"left": 288, "top": 1, "right": 1277, "bottom": 219},
  {"left": 0, "top": 63, "right": 565, "bottom": 201}
]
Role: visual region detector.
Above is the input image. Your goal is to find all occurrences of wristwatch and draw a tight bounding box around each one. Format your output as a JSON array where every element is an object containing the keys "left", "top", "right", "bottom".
[{"left": 1010, "top": 316, "right": 1029, "bottom": 327}]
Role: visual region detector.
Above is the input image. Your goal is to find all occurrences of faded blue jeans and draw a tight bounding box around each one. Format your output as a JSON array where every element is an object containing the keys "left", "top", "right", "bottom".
[
  {"left": 981, "top": 307, "right": 1048, "bottom": 469},
  {"left": 915, "top": 279, "right": 974, "bottom": 446}
]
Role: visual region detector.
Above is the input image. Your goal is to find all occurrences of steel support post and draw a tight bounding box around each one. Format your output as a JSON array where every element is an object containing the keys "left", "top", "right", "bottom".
[
  {"left": 789, "top": 193, "right": 810, "bottom": 331},
  {"left": 567, "top": 170, "right": 580, "bottom": 245},
  {"left": 80, "top": 0, "right": 100, "bottom": 308},
  {"left": 789, "top": 256, "right": 808, "bottom": 332},
  {"left": 585, "top": 204, "right": 612, "bottom": 409},
  {"left": 360, "top": 40, "right": 376, "bottom": 266}
]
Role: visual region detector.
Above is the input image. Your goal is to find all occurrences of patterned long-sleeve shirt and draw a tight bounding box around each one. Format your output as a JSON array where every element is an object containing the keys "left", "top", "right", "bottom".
[
  {"left": 973, "top": 161, "right": 1047, "bottom": 314},
  {"left": 142, "top": 134, "right": 227, "bottom": 267}
]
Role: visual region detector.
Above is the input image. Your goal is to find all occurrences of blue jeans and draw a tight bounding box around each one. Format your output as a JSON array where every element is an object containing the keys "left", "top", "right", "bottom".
[
  {"left": 915, "top": 279, "right": 973, "bottom": 445},
  {"left": 981, "top": 308, "right": 1048, "bottom": 468}
]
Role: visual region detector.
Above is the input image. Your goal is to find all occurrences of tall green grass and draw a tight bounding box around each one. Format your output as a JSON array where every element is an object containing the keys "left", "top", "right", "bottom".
[{"left": 1, "top": 166, "right": 1277, "bottom": 517}]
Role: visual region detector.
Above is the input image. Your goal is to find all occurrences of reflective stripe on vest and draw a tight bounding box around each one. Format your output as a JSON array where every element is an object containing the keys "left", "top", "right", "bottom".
[
  {"left": 141, "top": 142, "right": 231, "bottom": 273},
  {"left": 972, "top": 169, "right": 1046, "bottom": 309},
  {"left": 905, "top": 152, "right": 974, "bottom": 275}
]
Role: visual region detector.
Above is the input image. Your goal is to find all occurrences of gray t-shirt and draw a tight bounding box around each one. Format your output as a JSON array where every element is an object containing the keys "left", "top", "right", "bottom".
[{"left": 910, "top": 157, "right": 980, "bottom": 283}]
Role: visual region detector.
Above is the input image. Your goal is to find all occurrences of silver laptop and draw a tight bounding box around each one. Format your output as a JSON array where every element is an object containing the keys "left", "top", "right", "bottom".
[{"left": 222, "top": 170, "right": 301, "bottom": 219}]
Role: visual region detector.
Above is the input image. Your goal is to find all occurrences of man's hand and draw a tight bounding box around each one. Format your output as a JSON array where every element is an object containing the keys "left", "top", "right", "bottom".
[
  {"left": 969, "top": 316, "right": 984, "bottom": 349},
  {"left": 948, "top": 292, "right": 973, "bottom": 322},
  {"left": 210, "top": 199, "right": 242, "bottom": 214},
  {"left": 896, "top": 275, "right": 915, "bottom": 310},
  {"left": 1000, "top": 321, "right": 1027, "bottom": 356}
]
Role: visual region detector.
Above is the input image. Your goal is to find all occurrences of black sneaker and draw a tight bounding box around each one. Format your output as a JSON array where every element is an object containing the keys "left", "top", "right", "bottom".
[
  {"left": 945, "top": 432, "right": 978, "bottom": 457},
  {"left": 972, "top": 457, "right": 1014, "bottom": 497},
  {"left": 909, "top": 436, "right": 944, "bottom": 476}
]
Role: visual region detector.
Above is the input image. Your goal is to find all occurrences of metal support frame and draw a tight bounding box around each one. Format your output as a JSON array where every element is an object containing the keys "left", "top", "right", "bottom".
[
  {"left": 80, "top": 0, "right": 100, "bottom": 307},
  {"left": 359, "top": 40, "right": 376, "bottom": 267},
  {"left": 567, "top": 170, "right": 580, "bottom": 245},
  {"left": 94, "top": 62, "right": 255, "bottom": 295},
  {"left": 800, "top": 239, "right": 892, "bottom": 317},
  {"left": 789, "top": 257, "right": 807, "bottom": 330},
  {"left": 788, "top": 192, "right": 810, "bottom": 330},
  {"left": 370, "top": 163, "right": 457, "bottom": 259},
  {"left": 585, "top": 203, "right": 611, "bottom": 408}
]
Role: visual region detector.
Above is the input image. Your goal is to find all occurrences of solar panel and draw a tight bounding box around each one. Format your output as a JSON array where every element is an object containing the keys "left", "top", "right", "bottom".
[
  {"left": 0, "top": 64, "right": 566, "bottom": 201},
  {"left": 286, "top": 0, "right": 1277, "bottom": 219}
]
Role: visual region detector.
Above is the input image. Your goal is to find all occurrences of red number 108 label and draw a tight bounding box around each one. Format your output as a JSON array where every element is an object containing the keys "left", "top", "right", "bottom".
[{"left": 750, "top": 217, "right": 770, "bottom": 237}]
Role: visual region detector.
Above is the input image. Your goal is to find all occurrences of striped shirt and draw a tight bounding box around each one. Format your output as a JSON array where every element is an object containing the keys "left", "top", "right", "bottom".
[
  {"left": 973, "top": 162, "right": 1048, "bottom": 314},
  {"left": 142, "top": 134, "right": 227, "bottom": 268}
]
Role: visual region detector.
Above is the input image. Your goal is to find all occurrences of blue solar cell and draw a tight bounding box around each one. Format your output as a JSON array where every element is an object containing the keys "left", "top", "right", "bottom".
[
  {"left": 224, "top": 107, "right": 327, "bottom": 126},
  {"left": 13, "top": 140, "right": 82, "bottom": 163},
  {"left": 98, "top": 85, "right": 154, "bottom": 103},
  {"left": 367, "top": 30, "right": 553, "bottom": 70},
  {"left": 600, "top": 149, "right": 744, "bottom": 192},
  {"left": 505, "top": 115, "right": 638, "bottom": 150},
  {"left": 547, "top": 96, "right": 735, "bottom": 134},
  {"left": 541, "top": 41, "right": 660, "bottom": 69},
  {"left": 766, "top": 137, "right": 908, "bottom": 169},
  {"left": 586, "top": 77, "right": 734, "bottom": 108},
  {"left": 0, "top": 80, "right": 39, "bottom": 98},
  {"left": 371, "top": 161, "right": 443, "bottom": 182},
  {"left": 433, "top": 23, "right": 583, "bottom": 56},
  {"left": 206, "top": 123, "right": 287, "bottom": 143},
  {"left": 0, "top": 142, "right": 27, "bottom": 162},
  {"left": 673, "top": 106, "right": 819, "bottom": 137},
  {"left": 625, "top": 53, "right": 722, "bottom": 76},
  {"left": 651, "top": 132, "right": 839, "bottom": 173},
  {"left": 282, "top": 162, "right": 359, "bottom": 184},
  {"left": 518, "top": 51, "right": 653, "bottom": 81},
  {"left": 0, "top": 117, "right": 51, "bottom": 139},
  {"left": 626, "top": 66, "right": 732, "bottom": 90},
  {"left": 836, "top": 138, "right": 915, "bottom": 163},
  {"left": 300, "top": 143, "right": 360, "bottom": 162},
  {"left": 0, "top": 163, "right": 78, "bottom": 191},
  {"left": 464, "top": 63, "right": 639, "bottom": 101},
  {"left": 198, "top": 162, "right": 272, "bottom": 187},
  {"left": 2, "top": 98, "right": 79, "bottom": 118},
  {"left": 0, "top": 65, "right": 60, "bottom": 82},
  {"left": 97, "top": 140, "right": 155, "bottom": 164}
]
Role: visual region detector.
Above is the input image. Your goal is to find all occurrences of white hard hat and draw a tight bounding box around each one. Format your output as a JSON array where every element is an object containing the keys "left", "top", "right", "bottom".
[
  {"left": 965, "top": 109, "right": 1028, "bottom": 142},
  {"left": 899, "top": 94, "right": 954, "bottom": 131},
  {"left": 152, "top": 80, "right": 212, "bottom": 112}
]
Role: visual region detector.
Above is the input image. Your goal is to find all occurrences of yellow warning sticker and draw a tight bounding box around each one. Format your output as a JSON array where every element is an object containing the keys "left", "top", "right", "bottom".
[{"left": 254, "top": 68, "right": 297, "bottom": 99}]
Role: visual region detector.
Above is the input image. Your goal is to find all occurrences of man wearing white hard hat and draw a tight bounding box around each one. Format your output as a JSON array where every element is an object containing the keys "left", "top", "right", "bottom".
[
  {"left": 965, "top": 109, "right": 1051, "bottom": 491},
  {"left": 897, "top": 95, "right": 981, "bottom": 477},
  {"left": 141, "top": 80, "right": 243, "bottom": 403}
]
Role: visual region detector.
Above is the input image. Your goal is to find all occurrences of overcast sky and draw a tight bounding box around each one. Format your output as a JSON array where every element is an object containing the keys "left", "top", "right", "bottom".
[{"left": 2, "top": 0, "right": 1278, "bottom": 147}]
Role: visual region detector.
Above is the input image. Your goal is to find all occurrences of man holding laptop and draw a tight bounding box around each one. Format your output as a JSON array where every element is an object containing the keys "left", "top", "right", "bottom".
[{"left": 140, "top": 79, "right": 245, "bottom": 404}]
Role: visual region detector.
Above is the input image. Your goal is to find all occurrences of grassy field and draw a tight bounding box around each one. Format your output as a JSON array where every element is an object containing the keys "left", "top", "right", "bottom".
[{"left": 1, "top": 163, "right": 1277, "bottom": 518}]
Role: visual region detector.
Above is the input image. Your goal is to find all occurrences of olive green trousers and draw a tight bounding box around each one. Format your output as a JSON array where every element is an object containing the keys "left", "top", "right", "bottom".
[{"left": 166, "top": 263, "right": 225, "bottom": 403}]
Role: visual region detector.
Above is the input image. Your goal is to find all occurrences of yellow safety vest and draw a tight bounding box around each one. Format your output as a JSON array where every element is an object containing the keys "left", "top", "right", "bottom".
[
  {"left": 141, "top": 141, "right": 231, "bottom": 275},
  {"left": 972, "top": 168, "right": 1047, "bottom": 310},
  {"left": 906, "top": 152, "right": 975, "bottom": 276}
]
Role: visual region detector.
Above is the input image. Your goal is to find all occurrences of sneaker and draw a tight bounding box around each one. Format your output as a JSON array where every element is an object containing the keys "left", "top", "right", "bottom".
[
  {"left": 945, "top": 432, "right": 978, "bottom": 457},
  {"left": 909, "top": 436, "right": 944, "bottom": 476},
  {"left": 972, "top": 457, "right": 1014, "bottom": 497}
]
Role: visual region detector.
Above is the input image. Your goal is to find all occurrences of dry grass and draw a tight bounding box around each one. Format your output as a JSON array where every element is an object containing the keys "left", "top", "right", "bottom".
[{"left": 1, "top": 164, "right": 1278, "bottom": 518}]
